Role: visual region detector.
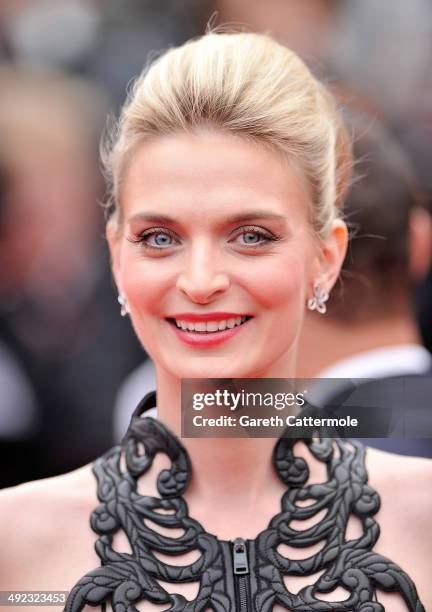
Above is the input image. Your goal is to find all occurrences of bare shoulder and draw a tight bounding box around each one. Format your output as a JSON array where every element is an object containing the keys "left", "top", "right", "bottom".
[
  {"left": 0, "top": 465, "right": 98, "bottom": 589},
  {"left": 366, "top": 445, "right": 432, "bottom": 533},
  {"left": 0, "top": 463, "right": 96, "bottom": 527},
  {"left": 366, "top": 445, "right": 432, "bottom": 512},
  {"left": 365, "top": 445, "right": 432, "bottom": 609}
]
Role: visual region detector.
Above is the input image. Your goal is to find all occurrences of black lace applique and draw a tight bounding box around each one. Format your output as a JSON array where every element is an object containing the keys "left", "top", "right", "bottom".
[{"left": 65, "top": 391, "right": 425, "bottom": 612}]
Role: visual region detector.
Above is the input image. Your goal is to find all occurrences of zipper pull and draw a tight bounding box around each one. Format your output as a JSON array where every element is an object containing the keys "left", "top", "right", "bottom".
[{"left": 232, "top": 537, "right": 249, "bottom": 575}]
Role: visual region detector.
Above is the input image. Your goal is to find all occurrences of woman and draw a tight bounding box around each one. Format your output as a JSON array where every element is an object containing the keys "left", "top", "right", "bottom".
[{"left": 1, "top": 31, "right": 430, "bottom": 611}]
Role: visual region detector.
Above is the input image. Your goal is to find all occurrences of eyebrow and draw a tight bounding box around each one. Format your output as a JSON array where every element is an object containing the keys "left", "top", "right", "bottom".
[{"left": 127, "top": 210, "right": 287, "bottom": 225}]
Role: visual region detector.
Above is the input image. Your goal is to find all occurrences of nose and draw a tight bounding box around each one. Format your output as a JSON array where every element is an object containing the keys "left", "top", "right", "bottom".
[{"left": 175, "top": 242, "right": 230, "bottom": 304}]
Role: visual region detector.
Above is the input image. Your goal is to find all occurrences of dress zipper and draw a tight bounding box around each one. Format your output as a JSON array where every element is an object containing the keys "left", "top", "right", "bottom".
[{"left": 232, "top": 537, "right": 250, "bottom": 611}]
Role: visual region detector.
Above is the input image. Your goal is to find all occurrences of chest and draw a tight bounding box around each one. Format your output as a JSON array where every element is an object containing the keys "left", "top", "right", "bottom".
[
  {"left": 9, "top": 497, "right": 425, "bottom": 612},
  {"left": 9, "top": 435, "right": 429, "bottom": 611}
]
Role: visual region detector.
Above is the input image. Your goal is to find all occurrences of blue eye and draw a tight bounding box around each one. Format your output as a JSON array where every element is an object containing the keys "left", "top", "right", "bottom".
[
  {"left": 150, "top": 232, "right": 174, "bottom": 247},
  {"left": 128, "top": 228, "right": 178, "bottom": 250},
  {"left": 240, "top": 231, "right": 263, "bottom": 244},
  {"left": 232, "top": 226, "right": 279, "bottom": 247}
]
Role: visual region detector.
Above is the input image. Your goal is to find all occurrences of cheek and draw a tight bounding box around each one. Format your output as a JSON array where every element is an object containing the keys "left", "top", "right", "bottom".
[
  {"left": 121, "top": 256, "right": 173, "bottom": 315},
  {"left": 120, "top": 259, "right": 173, "bottom": 355},
  {"left": 240, "top": 250, "right": 309, "bottom": 311}
]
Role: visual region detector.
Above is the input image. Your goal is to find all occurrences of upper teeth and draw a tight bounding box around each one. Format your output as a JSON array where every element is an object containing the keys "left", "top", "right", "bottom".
[{"left": 175, "top": 316, "right": 247, "bottom": 332}]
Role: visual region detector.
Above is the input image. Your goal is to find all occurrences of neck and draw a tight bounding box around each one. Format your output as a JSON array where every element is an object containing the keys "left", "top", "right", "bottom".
[
  {"left": 153, "top": 350, "right": 298, "bottom": 506},
  {"left": 297, "top": 311, "right": 422, "bottom": 378}
]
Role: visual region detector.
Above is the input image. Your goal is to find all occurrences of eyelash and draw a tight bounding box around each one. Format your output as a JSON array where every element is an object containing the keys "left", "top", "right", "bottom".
[{"left": 127, "top": 225, "right": 282, "bottom": 251}]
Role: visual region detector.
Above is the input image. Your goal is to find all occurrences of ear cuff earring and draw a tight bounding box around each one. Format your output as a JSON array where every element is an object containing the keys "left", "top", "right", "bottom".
[
  {"left": 117, "top": 293, "right": 129, "bottom": 317},
  {"left": 307, "top": 281, "right": 329, "bottom": 315}
]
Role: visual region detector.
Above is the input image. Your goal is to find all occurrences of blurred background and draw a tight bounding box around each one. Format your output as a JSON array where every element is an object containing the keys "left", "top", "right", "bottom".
[{"left": 0, "top": 0, "right": 431, "bottom": 488}]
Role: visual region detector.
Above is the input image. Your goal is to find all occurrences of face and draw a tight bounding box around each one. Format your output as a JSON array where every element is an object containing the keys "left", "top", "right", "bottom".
[{"left": 109, "top": 131, "right": 345, "bottom": 379}]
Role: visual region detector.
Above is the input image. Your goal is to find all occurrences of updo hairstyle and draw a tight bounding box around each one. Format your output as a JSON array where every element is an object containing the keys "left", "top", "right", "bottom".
[{"left": 103, "top": 31, "right": 352, "bottom": 237}]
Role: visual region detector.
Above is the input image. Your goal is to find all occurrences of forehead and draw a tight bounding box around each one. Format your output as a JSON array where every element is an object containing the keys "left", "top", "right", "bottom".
[{"left": 121, "top": 132, "right": 311, "bottom": 224}]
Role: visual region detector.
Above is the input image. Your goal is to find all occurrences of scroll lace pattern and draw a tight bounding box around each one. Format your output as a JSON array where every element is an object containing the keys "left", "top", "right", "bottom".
[{"left": 65, "top": 395, "right": 425, "bottom": 612}]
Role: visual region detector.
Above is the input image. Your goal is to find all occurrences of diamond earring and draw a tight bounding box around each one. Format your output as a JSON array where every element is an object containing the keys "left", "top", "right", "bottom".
[
  {"left": 117, "top": 293, "right": 129, "bottom": 317},
  {"left": 307, "top": 281, "right": 329, "bottom": 315}
]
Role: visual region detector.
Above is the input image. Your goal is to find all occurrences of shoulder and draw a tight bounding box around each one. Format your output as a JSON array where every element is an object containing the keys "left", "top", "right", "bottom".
[
  {"left": 0, "top": 465, "right": 97, "bottom": 587},
  {"left": 366, "top": 445, "right": 432, "bottom": 504},
  {"left": 0, "top": 462, "right": 96, "bottom": 520},
  {"left": 366, "top": 446, "right": 432, "bottom": 552},
  {"left": 364, "top": 446, "right": 432, "bottom": 609}
]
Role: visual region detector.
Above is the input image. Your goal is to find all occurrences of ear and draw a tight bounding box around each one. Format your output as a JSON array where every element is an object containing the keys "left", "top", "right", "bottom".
[
  {"left": 106, "top": 218, "right": 122, "bottom": 291},
  {"left": 313, "top": 219, "right": 348, "bottom": 293},
  {"left": 409, "top": 206, "right": 432, "bottom": 281}
]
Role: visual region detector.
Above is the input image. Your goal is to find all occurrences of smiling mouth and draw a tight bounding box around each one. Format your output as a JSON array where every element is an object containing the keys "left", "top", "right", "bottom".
[{"left": 166, "top": 316, "right": 253, "bottom": 334}]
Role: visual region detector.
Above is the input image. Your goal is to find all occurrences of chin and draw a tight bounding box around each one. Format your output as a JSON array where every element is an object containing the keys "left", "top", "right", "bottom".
[{"left": 172, "top": 359, "right": 261, "bottom": 380}]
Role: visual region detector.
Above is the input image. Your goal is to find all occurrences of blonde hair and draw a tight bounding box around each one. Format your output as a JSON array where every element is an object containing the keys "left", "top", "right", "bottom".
[{"left": 103, "top": 30, "right": 352, "bottom": 237}]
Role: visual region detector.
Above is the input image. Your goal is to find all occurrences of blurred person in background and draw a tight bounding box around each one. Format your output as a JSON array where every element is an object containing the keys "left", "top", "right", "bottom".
[
  {"left": 297, "top": 115, "right": 432, "bottom": 457},
  {"left": 0, "top": 66, "right": 145, "bottom": 488},
  {"left": 418, "top": 269, "right": 432, "bottom": 351},
  {"left": 333, "top": 0, "right": 432, "bottom": 360},
  {"left": 215, "top": 0, "right": 432, "bottom": 356},
  {"left": 0, "top": 165, "right": 39, "bottom": 443},
  {"left": 394, "top": 120, "right": 432, "bottom": 355},
  {"left": 0, "top": 1, "right": 215, "bottom": 488}
]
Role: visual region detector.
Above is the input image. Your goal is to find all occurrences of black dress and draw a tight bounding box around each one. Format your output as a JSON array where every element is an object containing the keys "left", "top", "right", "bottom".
[{"left": 65, "top": 391, "right": 425, "bottom": 611}]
